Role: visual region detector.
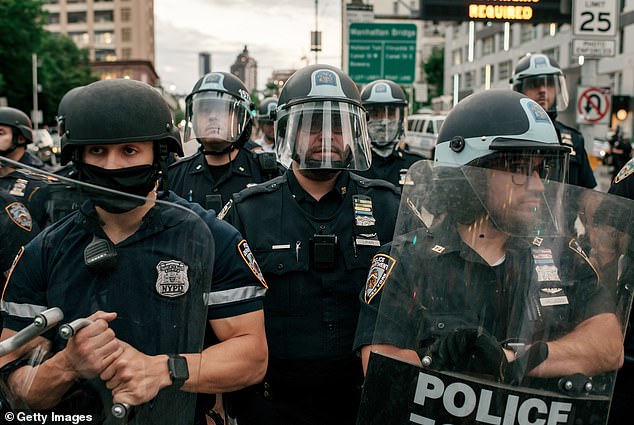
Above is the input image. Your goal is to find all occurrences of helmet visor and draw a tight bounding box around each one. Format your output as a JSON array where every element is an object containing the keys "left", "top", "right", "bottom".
[
  {"left": 276, "top": 101, "right": 372, "bottom": 171},
  {"left": 366, "top": 104, "right": 404, "bottom": 147},
  {"left": 516, "top": 74, "right": 569, "bottom": 113},
  {"left": 476, "top": 149, "right": 569, "bottom": 185},
  {"left": 184, "top": 92, "right": 250, "bottom": 144}
]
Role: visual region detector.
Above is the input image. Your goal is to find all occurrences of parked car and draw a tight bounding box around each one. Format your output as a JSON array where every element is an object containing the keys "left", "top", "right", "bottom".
[{"left": 402, "top": 113, "right": 447, "bottom": 159}]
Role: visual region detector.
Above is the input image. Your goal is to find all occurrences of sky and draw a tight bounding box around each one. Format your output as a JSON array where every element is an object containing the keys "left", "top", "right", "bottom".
[{"left": 154, "top": 0, "right": 343, "bottom": 96}]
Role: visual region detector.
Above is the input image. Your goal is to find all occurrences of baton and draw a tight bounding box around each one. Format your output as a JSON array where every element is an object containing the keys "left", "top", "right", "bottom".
[
  {"left": 58, "top": 318, "right": 93, "bottom": 339},
  {"left": 0, "top": 307, "right": 64, "bottom": 356}
]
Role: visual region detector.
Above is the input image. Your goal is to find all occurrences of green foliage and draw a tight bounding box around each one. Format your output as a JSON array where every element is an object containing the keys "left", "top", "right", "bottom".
[
  {"left": 423, "top": 47, "right": 444, "bottom": 99},
  {"left": 0, "top": 0, "right": 96, "bottom": 125}
]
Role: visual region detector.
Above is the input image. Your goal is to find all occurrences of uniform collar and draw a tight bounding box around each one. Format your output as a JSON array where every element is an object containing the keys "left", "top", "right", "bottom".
[
  {"left": 19, "top": 151, "right": 46, "bottom": 168},
  {"left": 286, "top": 167, "right": 350, "bottom": 202},
  {"left": 188, "top": 147, "right": 254, "bottom": 178}
]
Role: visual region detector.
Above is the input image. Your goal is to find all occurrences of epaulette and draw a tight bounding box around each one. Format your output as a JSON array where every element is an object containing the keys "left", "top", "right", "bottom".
[
  {"left": 567, "top": 238, "right": 600, "bottom": 282},
  {"left": 168, "top": 151, "right": 200, "bottom": 168},
  {"left": 349, "top": 172, "right": 400, "bottom": 195},
  {"left": 232, "top": 175, "right": 286, "bottom": 203}
]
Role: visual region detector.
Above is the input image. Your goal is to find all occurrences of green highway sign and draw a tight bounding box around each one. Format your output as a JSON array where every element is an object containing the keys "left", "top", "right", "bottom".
[{"left": 348, "top": 22, "right": 417, "bottom": 85}]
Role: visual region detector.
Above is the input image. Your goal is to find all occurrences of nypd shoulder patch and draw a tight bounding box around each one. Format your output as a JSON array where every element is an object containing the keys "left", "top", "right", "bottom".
[
  {"left": 155, "top": 260, "right": 190, "bottom": 298},
  {"left": 364, "top": 254, "right": 397, "bottom": 304},
  {"left": 238, "top": 240, "right": 268, "bottom": 288},
  {"left": 5, "top": 202, "right": 33, "bottom": 231}
]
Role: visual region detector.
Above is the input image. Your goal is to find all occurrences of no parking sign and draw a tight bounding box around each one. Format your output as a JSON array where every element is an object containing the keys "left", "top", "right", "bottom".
[{"left": 576, "top": 86, "right": 611, "bottom": 124}]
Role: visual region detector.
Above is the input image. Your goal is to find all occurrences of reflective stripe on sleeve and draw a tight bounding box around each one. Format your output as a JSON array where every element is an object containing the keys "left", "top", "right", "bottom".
[
  {"left": 204, "top": 285, "right": 267, "bottom": 306},
  {"left": 0, "top": 300, "right": 48, "bottom": 318}
]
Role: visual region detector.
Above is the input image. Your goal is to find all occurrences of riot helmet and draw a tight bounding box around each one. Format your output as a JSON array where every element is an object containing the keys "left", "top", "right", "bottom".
[
  {"left": 0, "top": 107, "right": 33, "bottom": 155},
  {"left": 184, "top": 72, "right": 254, "bottom": 155},
  {"left": 511, "top": 53, "right": 569, "bottom": 115},
  {"left": 434, "top": 89, "right": 569, "bottom": 228},
  {"left": 56, "top": 86, "right": 84, "bottom": 137},
  {"left": 360, "top": 80, "right": 407, "bottom": 152},
  {"left": 256, "top": 97, "right": 278, "bottom": 125},
  {"left": 275, "top": 64, "right": 372, "bottom": 171}
]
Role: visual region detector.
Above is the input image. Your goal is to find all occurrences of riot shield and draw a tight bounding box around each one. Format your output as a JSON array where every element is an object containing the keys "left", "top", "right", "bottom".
[
  {"left": 0, "top": 157, "right": 213, "bottom": 425},
  {"left": 358, "top": 160, "right": 634, "bottom": 425}
]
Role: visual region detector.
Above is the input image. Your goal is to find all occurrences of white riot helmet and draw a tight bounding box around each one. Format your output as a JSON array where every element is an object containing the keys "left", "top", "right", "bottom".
[{"left": 511, "top": 53, "right": 569, "bottom": 114}]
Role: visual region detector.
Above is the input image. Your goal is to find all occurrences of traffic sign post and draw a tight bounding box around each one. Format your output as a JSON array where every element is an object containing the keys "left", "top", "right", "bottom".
[
  {"left": 577, "top": 86, "right": 611, "bottom": 125},
  {"left": 348, "top": 23, "right": 417, "bottom": 85},
  {"left": 572, "top": 0, "right": 619, "bottom": 58}
]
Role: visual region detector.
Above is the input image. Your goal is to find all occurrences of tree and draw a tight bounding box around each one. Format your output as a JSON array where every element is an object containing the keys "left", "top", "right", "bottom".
[
  {"left": 0, "top": 0, "right": 45, "bottom": 113},
  {"left": 423, "top": 47, "right": 444, "bottom": 100},
  {"left": 38, "top": 32, "right": 97, "bottom": 126}
]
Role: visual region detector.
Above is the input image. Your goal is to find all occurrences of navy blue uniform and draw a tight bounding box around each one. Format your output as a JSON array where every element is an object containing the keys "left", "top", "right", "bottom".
[
  {"left": 1, "top": 191, "right": 266, "bottom": 424},
  {"left": 226, "top": 168, "right": 400, "bottom": 425},
  {"left": 168, "top": 147, "right": 284, "bottom": 213},
  {"left": 355, "top": 148, "right": 423, "bottom": 189},
  {"left": 554, "top": 120, "right": 596, "bottom": 189},
  {"left": 605, "top": 160, "right": 634, "bottom": 425}
]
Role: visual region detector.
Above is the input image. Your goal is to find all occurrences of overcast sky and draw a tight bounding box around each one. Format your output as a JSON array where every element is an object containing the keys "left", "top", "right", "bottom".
[{"left": 154, "top": 0, "right": 343, "bottom": 95}]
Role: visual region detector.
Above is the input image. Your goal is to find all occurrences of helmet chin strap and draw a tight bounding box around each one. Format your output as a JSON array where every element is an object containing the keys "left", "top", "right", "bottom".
[
  {"left": 0, "top": 132, "right": 24, "bottom": 156},
  {"left": 200, "top": 141, "right": 238, "bottom": 156},
  {"left": 371, "top": 142, "right": 396, "bottom": 158}
]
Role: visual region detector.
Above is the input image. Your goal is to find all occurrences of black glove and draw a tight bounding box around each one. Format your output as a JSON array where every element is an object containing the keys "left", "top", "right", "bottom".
[{"left": 428, "top": 327, "right": 507, "bottom": 378}]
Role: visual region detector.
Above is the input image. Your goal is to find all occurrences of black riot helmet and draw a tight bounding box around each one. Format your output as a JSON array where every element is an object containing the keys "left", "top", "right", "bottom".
[
  {"left": 0, "top": 107, "right": 33, "bottom": 154},
  {"left": 256, "top": 97, "right": 278, "bottom": 125},
  {"left": 511, "top": 53, "right": 569, "bottom": 114},
  {"left": 360, "top": 80, "right": 408, "bottom": 150},
  {"left": 56, "top": 86, "right": 84, "bottom": 137},
  {"left": 275, "top": 64, "right": 372, "bottom": 171},
  {"left": 61, "top": 78, "right": 183, "bottom": 165},
  {"left": 184, "top": 72, "right": 255, "bottom": 155},
  {"left": 434, "top": 89, "right": 569, "bottom": 225}
]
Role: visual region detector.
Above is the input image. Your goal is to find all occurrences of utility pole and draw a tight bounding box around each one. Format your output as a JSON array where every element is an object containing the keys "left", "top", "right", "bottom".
[
  {"left": 310, "top": 0, "right": 321, "bottom": 64},
  {"left": 32, "top": 53, "right": 39, "bottom": 129}
]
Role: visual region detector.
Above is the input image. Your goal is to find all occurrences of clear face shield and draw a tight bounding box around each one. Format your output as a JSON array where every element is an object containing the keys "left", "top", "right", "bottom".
[
  {"left": 184, "top": 91, "right": 250, "bottom": 146},
  {"left": 365, "top": 104, "right": 405, "bottom": 147},
  {"left": 517, "top": 74, "right": 569, "bottom": 114},
  {"left": 276, "top": 100, "right": 372, "bottom": 171}
]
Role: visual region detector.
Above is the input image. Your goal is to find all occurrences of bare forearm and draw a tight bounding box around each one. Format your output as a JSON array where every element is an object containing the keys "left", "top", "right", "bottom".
[
  {"left": 8, "top": 352, "right": 79, "bottom": 409},
  {"left": 182, "top": 333, "right": 267, "bottom": 394},
  {"left": 360, "top": 344, "right": 421, "bottom": 375},
  {"left": 530, "top": 313, "right": 624, "bottom": 378}
]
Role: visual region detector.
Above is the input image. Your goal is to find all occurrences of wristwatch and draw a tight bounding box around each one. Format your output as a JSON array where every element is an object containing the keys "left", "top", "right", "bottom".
[{"left": 167, "top": 354, "right": 189, "bottom": 389}]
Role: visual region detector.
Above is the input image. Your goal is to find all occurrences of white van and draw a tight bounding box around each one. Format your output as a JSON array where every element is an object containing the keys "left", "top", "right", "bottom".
[{"left": 403, "top": 113, "right": 446, "bottom": 159}]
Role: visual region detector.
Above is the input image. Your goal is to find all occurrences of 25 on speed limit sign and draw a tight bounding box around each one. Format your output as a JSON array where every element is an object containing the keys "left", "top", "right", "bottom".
[{"left": 573, "top": 0, "right": 618, "bottom": 38}]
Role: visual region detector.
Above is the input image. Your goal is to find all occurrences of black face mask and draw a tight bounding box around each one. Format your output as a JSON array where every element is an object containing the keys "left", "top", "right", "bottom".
[{"left": 79, "top": 163, "right": 158, "bottom": 214}]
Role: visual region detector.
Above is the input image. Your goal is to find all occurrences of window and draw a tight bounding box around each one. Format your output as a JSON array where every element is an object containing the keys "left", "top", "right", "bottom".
[
  {"left": 482, "top": 35, "right": 495, "bottom": 56},
  {"left": 520, "top": 24, "right": 536, "bottom": 43},
  {"left": 498, "top": 60, "right": 513, "bottom": 82},
  {"left": 94, "top": 31, "right": 114, "bottom": 45},
  {"left": 464, "top": 70, "right": 475, "bottom": 89},
  {"left": 541, "top": 47, "right": 560, "bottom": 63},
  {"left": 67, "top": 11, "right": 87, "bottom": 24},
  {"left": 67, "top": 0, "right": 86, "bottom": 3},
  {"left": 122, "top": 28, "right": 132, "bottom": 42},
  {"left": 68, "top": 32, "right": 89, "bottom": 46},
  {"left": 499, "top": 27, "right": 513, "bottom": 50},
  {"left": 95, "top": 49, "right": 116, "bottom": 61},
  {"left": 122, "top": 48, "right": 132, "bottom": 59},
  {"left": 452, "top": 48, "right": 462, "bottom": 66},
  {"left": 46, "top": 12, "right": 60, "bottom": 25},
  {"left": 94, "top": 10, "right": 114, "bottom": 23},
  {"left": 481, "top": 64, "right": 494, "bottom": 85},
  {"left": 121, "top": 8, "right": 131, "bottom": 22}
]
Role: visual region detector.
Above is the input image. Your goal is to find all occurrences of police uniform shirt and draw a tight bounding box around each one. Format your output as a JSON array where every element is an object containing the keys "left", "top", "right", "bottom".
[
  {"left": 555, "top": 120, "right": 597, "bottom": 189},
  {"left": 354, "top": 216, "right": 613, "bottom": 353},
  {"left": 355, "top": 148, "right": 424, "bottom": 188},
  {"left": 168, "top": 147, "right": 284, "bottom": 212},
  {"left": 1, "top": 191, "right": 267, "bottom": 355},
  {"left": 228, "top": 168, "right": 400, "bottom": 376}
]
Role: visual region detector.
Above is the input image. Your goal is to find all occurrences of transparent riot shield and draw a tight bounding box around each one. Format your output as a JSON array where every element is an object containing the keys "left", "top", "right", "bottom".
[
  {"left": 0, "top": 157, "right": 213, "bottom": 425},
  {"left": 358, "top": 160, "right": 634, "bottom": 425}
]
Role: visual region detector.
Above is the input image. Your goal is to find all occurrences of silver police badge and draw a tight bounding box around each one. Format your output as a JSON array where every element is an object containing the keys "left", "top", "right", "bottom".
[{"left": 155, "top": 260, "right": 189, "bottom": 298}]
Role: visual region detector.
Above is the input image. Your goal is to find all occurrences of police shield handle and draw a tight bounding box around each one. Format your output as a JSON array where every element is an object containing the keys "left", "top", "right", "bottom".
[
  {"left": 59, "top": 317, "right": 93, "bottom": 340},
  {"left": 0, "top": 307, "right": 63, "bottom": 356}
]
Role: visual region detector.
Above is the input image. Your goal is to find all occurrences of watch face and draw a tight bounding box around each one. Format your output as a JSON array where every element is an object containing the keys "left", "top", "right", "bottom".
[{"left": 168, "top": 355, "right": 189, "bottom": 387}]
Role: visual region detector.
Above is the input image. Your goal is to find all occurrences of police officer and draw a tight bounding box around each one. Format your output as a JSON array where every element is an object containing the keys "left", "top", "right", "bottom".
[
  {"left": 354, "top": 90, "right": 623, "bottom": 386},
  {"left": 0, "top": 107, "right": 52, "bottom": 210},
  {"left": 356, "top": 79, "right": 423, "bottom": 188},
  {"left": 0, "top": 79, "right": 268, "bottom": 424},
  {"left": 512, "top": 53, "right": 596, "bottom": 190},
  {"left": 0, "top": 191, "right": 40, "bottom": 283},
  {"left": 223, "top": 64, "right": 400, "bottom": 425},
  {"left": 169, "top": 72, "right": 284, "bottom": 214},
  {"left": 253, "top": 97, "right": 278, "bottom": 153}
]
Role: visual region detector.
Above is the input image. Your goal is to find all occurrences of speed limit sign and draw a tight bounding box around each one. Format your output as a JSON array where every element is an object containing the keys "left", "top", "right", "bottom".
[{"left": 573, "top": 0, "right": 618, "bottom": 38}]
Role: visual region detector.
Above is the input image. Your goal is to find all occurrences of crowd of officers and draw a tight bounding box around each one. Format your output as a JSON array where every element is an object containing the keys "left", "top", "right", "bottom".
[{"left": 0, "top": 52, "right": 631, "bottom": 425}]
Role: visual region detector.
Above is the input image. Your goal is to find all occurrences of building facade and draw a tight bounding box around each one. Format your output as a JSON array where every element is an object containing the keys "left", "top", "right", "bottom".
[{"left": 230, "top": 46, "right": 258, "bottom": 93}]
